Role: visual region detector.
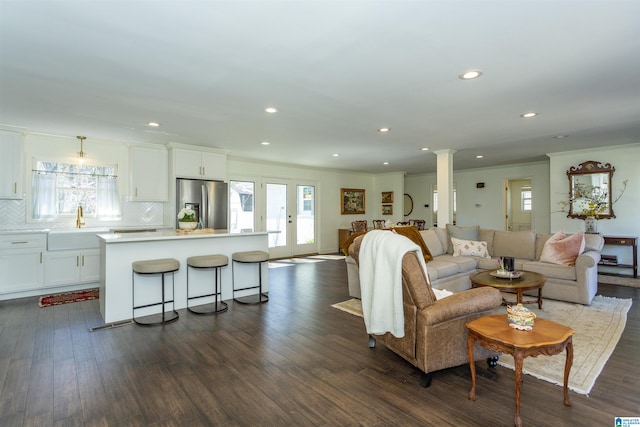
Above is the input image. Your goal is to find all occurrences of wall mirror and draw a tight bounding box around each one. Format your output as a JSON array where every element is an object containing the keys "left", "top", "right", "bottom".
[
  {"left": 567, "top": 161, "right": 615, "bottom": 219},
  {"left": 403, "top": 193, "right": 413, "bottom": 217}
]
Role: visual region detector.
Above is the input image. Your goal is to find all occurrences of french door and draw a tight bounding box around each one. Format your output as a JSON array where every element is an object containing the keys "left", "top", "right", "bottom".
[{"left": 265, "top": 178, "right": 317, "bottom": 259}]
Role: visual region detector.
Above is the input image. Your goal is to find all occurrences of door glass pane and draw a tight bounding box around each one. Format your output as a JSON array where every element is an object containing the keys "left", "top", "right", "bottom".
[
  {"left": 229, "top": 180, "right": 255, "bottom": 233},
  {"left": 297, "top": 185, "right": 315, "bottom": 244},
  {"left": 266, "top": 183, "right": 287, "bottom": 247}
]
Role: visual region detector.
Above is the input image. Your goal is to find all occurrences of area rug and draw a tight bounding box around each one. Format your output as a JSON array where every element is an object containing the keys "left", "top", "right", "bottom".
[
  {"left": 39, "top": 288, "right": 99, "bottom": 307},
  {"left": 331, "top": 295, "right": 631, "bottom": 395},
  {"left": 598, "top": 274, "right": 640, "bottom": 288}
]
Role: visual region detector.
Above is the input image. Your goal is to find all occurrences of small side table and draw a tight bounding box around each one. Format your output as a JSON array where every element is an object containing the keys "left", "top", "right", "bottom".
[
  {"left": 467, "top": 315, "right": 574, "bottom": 427},
  {"left": 599, "top": 236, "right": 638, "bottom": 278}
]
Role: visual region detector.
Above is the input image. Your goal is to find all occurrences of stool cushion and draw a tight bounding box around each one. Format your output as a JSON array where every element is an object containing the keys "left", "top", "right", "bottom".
[
  {"left": 133, "top": 258, "right": 180, "bottom": 274},
  {"left": 232, "top": 250, "right": 269, "bottom": 263},
  {"left": 187, "top": 254, "right": 229, "bottom": 268}
]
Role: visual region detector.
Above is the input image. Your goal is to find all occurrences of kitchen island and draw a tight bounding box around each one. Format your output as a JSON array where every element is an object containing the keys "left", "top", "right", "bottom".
[{"left": 98, "top": 230, "right": 269, "bottom": 323}]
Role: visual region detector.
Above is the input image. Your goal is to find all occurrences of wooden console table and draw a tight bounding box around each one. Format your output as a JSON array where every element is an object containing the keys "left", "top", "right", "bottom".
[{"left": 599, "top": 236, "right": 638, "bottom": 278}]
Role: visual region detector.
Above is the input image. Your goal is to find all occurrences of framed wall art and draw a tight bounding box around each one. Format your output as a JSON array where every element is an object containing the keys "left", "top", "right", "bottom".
[
  {"left": 382, "top": 205, "right": 393, "bottom": 215},
  {"left": 381, "top": 191, "right": 394, "bottom": 204},
  {"left": 341, "top": 188, "right": 366, "bottom": 214}
]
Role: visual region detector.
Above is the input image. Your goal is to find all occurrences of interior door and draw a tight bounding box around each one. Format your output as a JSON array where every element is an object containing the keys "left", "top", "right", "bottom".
[
  {"left": 504, "top": 178, "right": 533, "bottom": 231},
  {"left": 265, "top": 179, "right": 317, "bottom": 258}
]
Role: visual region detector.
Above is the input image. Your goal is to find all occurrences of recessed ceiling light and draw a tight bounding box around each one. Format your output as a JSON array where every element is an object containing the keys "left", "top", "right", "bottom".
[
  {"left": 261, "top": 141, "right": 270, "bottom": 146},
  {"left": 378, "top": 127, "right": 390, "bottom": 133},
  {"left": 146, "top": 122, "right": 161, "bottom": 127},
  {"left": 459, "top": 69, "right": 483, "bottom": 80},
  {"left": 333, "top": 153, "right": 340, "bottom": 157},
  {"left": 420, "top": 147, "right": 430, "bottom": 151},
  {"left": 383, "top": 162, "right": 389, "bottom": 165},
  {"left": 520, "top": 112, "right": 538, "bottom": 118},
  {"left": 554, "top": 135, "right": 569, "bottom": 139},
  {"left": 265, "top": 107, "right": 278, "bottom": 113},
  {"left": 476, "top": 155, "right": 484, "bottom": 159}
]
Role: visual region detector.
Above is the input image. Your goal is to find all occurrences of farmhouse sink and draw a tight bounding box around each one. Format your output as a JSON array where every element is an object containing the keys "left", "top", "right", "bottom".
[{"left": 47, "top": 228, "right": 111, "bottom": 251}]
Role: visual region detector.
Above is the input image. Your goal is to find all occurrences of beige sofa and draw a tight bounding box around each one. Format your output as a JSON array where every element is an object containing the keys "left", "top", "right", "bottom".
[{"left": 346, "top": 227, "right": 604, "bottom": 305}]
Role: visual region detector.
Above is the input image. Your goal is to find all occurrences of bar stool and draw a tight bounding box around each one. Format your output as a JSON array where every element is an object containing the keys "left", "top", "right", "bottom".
[
  {"left": 132, "top": 258, "right": 180, "bottom": 326},
  {"left": 232, "top": 250, "right": 269, "bottom": 304},
  {"left": 186, "top": 254, "right": 229, "bottom": 315}
]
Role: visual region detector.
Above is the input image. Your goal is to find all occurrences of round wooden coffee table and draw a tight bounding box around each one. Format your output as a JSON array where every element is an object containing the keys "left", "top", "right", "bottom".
[{"left": 469, "top": 270, "right": 546, "bottom": 309}]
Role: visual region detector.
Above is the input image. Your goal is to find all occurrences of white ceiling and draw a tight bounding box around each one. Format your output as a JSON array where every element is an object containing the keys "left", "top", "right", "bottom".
[{"left": 1, "top": 1, "right": 639, "bottom": 174}]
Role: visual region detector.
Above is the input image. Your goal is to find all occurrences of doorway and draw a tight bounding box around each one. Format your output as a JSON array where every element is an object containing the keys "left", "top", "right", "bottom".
[
  {"left": 504, "top": 178, "right": 533, "bottom": 231},
  {"left": 265, "top": 178, "right": 317, "bottom": 258}
]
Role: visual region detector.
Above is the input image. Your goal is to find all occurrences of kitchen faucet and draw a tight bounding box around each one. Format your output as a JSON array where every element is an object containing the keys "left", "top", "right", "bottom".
[{"left": 76, "top": 205, "right": 85, "bottom": 228}]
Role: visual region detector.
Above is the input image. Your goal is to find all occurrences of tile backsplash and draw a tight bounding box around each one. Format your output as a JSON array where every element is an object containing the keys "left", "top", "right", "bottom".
[{"left": 0, "top": 199, "right": 165, "bottom": 231}]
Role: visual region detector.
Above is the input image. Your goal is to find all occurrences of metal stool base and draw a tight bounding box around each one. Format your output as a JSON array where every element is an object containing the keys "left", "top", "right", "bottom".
[
  {"left": 233, "top": 293, "right": 269, "bottom": 305},
  {"left": 133, "top": 310, "right": 179, "bottom": 326},
  {"left": 187, "top": 301, "right": 229, "bottom": 315}
]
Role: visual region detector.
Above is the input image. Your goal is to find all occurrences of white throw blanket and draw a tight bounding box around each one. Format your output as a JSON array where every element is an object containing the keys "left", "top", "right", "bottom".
[{"left": 359, "top": 230, "right": 428, "bottom": 338}]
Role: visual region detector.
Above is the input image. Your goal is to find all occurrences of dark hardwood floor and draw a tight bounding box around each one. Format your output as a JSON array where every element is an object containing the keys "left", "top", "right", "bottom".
[{"left": 1, "top": 258, "right": 638, "bottom": 426}]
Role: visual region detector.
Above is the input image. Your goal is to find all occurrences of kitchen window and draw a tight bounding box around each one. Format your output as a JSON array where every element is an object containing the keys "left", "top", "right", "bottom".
[{"left": 32, "top": 161, "right": 122, "bottom": 220}]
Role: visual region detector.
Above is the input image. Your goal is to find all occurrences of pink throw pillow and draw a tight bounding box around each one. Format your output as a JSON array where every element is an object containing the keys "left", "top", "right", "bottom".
[{"left": 540, "top": 231, "right": 586, "bottom": 266}]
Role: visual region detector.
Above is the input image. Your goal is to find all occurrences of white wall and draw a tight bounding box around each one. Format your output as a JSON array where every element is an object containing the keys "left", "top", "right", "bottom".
[
  {"left": 548, "top": 144, "right": 640, "bottom": 268},
  {"left": 405, "top": 161, "right": 550, "bottom": 232},
  {"left": 227, "top": 156, "right": 380, "bottom": 254}
]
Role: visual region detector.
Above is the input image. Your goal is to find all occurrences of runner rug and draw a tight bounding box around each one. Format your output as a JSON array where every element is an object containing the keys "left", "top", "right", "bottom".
[
  {"left": 39, "top": 288, "right": 99, "bottom": 307},
  {"left": 331, "top": 295, "right": 631, "bottom": 395}
]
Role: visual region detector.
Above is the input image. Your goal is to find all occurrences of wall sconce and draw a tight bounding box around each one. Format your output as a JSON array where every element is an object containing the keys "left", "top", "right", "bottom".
[{"left": 77, "top": 136, "right": 87, "bottom": 163}]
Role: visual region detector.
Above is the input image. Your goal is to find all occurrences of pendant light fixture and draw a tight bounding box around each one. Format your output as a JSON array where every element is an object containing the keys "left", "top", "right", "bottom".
[{"left": 77, "top": 135, "right": 87, "bottom": 163}]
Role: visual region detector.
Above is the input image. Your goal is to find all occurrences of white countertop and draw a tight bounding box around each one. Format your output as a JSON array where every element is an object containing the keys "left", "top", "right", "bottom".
[{"left": 98, "top": 229, "right": 267, "bottom": 243}]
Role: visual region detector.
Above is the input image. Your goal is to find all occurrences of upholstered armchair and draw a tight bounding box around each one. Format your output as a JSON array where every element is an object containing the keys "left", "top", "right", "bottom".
[{"left": 349, "top": 235, "right": 503, "bottom": 387}]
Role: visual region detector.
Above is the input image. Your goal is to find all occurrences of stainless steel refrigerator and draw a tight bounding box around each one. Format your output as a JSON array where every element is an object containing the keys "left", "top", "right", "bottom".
[{"left": 176, "top": 178, "right": 228, "bottom": 230}]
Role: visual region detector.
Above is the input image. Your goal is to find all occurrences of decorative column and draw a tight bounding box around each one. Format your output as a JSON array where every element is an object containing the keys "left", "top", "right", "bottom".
[{"left": 434, "top": 149, "right": 456, "bottom": 227}]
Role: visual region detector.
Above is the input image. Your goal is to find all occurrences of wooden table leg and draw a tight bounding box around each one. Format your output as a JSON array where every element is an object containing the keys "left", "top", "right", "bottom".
[
  {"left": 513, "top": 349, "right": 524, "bottom": 427},
  {"left": 563, "top": 336, "right": 573, "bottom": 407},
  {"left": 468, "top": 333, "right": 477, "bottom": 401},
  {"left": 538, "top": 287, "right": 543, "bottom": 309},
  {"left": 516, "top": 289, "right": 523, "bottom": 305}
]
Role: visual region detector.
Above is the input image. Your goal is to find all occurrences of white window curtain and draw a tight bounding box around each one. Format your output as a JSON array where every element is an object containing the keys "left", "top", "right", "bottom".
[
  {"left": 32, "top": 172, "right": 57, "bottom": 219},
  {"left": 96, "top": 176, "right": 122, "bottom": 220}
]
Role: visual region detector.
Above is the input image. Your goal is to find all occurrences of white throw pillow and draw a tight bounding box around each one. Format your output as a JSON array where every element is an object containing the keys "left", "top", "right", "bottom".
[{"left": 451, "top": 237, "right": 491, "bottom": 258}]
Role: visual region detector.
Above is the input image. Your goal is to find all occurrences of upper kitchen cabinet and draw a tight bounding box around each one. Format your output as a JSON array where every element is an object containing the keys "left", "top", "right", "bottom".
[
  {"left": 173, "top": 148, "right": 227, "bottom": 180},
  {"left": 0, "top": 130, "right": 23, "bottom": 199},
  {"left": 130, "top": 145, "right": 168, "bottom": 201}
]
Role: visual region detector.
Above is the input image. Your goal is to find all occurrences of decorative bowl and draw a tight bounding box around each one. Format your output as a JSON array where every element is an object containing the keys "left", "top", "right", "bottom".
[
  {"left": 507, "top": 304, "right": 536, "bottom": 331},
  {"left": 490, "top": 270, "right": 522, "bottom": 279}
]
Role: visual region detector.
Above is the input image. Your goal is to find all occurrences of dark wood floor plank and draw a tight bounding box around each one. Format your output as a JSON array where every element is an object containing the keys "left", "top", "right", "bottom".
[{"left": 0, "top": 259, "right": 637, "bottom": 426}]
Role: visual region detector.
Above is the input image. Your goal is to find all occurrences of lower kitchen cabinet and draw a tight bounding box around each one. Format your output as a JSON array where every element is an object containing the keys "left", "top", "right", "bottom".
[
  {"left": 0, "top": 233, "right": 46, "bottom": 294},
  {"left": 45, "top": 249, "right": 100, "bottom": 286}
]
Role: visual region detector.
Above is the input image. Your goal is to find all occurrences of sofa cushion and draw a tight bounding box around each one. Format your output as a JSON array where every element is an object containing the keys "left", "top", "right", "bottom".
[
  {"left": 451, "top": 237, "right": 491, "bottom": 258},
  {"left": 584, "top": 233, "right": 605, "bottom": 252},
  {"left": 420, "top": 229, "right": 445, "bottom": 257},
  {"left": 446, "top": 224, "right": 479, "bottom": 254},
  {"left": 539, "top": 231, "right": 585, "bottom": 266},
  {"left": 493, "top": 230, "right": 536, "bottom": 260},
  {"left": 478, "top": 229, "right": 495, "bottom": 256},
  {"left": 535, "top": 233, "right": 552, "bottom": 259},
  {"left": 425, "top": 259, "right": 460, "bottom": 280},
  {"left": 432, "top": 254, "right": 478, "bottom": 273},
  {"left": 431, "top": 227, "right": 449, "bottom": 254},
  {"left": 522, "top": 260, "right": 577, "bottom": 281}
]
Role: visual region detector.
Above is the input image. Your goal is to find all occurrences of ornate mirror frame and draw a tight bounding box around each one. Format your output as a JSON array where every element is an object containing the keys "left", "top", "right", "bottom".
[{"left": 566, "top": 161, "right": 615, "bottom": 219}]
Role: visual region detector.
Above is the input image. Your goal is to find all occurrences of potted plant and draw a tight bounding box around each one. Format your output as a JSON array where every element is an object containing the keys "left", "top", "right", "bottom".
[{"left": 177, "top": 208, "right": 197, "bottom": 230}]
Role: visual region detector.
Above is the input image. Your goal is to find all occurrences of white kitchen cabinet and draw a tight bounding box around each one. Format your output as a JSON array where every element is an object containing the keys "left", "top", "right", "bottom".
[
  {"left": 0, "top": 130, "right": 23, "bottom": 199},
  {"left": 174, "top": 148, "right": 226, "bottom": 180},
  {"left": 130, "top": 145, "right": 168, "bottom": 201},
  {"left": 45, "top": 249, "right": 100, "bottom": 286},
  {"left": 0, "top": 234, "right": 46, "bottom": 294}
]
